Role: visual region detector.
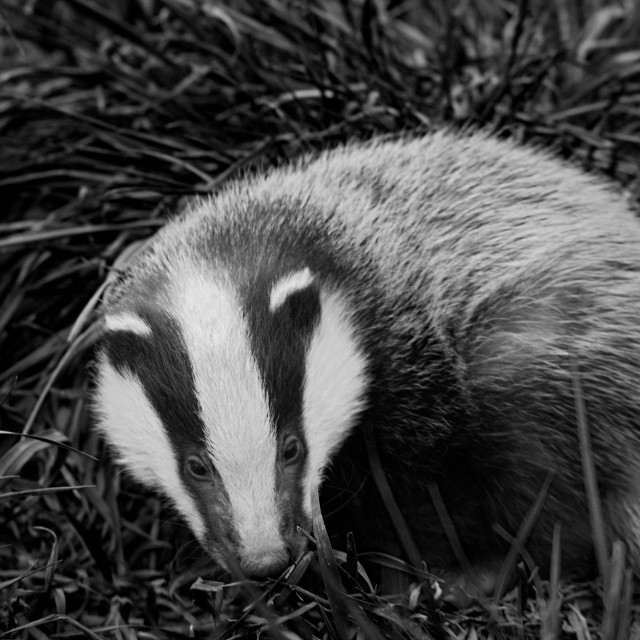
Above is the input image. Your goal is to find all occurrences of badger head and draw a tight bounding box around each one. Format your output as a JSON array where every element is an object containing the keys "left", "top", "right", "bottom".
[{"left": 93, "top": 259, "right": 369, "bottom": 578}]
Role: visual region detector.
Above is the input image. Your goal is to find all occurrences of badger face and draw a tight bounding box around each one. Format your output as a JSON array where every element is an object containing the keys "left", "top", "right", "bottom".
[{"left": 94, "top": 262, "right": 369, "bottom": 578}]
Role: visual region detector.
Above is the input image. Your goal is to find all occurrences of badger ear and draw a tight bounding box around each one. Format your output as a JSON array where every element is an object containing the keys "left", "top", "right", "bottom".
[
  {"left": 269, "top": 268, "right": 321, "bottom": 329},
  {"left": 269, "top": 268, "right": 316, "bottom": 312},
  {"left": 103, "top": 312, "right": 152, "bottom": 336}
]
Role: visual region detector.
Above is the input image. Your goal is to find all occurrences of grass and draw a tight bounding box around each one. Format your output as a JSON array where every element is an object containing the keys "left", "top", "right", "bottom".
[{"left": 1, "top": 0, "right": 640, "bottom": 637}]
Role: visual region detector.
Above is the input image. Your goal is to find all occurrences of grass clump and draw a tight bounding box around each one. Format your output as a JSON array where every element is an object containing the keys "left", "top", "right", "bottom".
[{"left": 1, "top": 0, "right": 640, "bottom": 637}]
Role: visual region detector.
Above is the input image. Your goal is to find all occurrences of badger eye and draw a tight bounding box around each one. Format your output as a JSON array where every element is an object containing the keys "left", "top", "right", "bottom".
[
  {"left": 186, "top": 456, "right": 210, "bottom": 480},
  {"left": 282, "top": 435, "right": 303, "bottom": 464}
]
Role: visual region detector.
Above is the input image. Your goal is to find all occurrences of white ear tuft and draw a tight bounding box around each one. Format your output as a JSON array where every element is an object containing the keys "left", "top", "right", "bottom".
[
  {"left": 104, "top": 312, "right": 152, "bottom": 336},
  {"left": 269, "top": 268, "right": 315, "bottom": 312}
]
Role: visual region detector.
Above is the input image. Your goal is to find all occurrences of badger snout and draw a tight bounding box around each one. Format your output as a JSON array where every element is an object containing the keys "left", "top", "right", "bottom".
[
  {"left": 238, "top": 543, "right": 290, "bottom": 578},
  {"left": 237, "top": 526, "right": 308, "bottom": 579},
  {"left": 235, "top": 512, "right": 307, "bottom": 579}
]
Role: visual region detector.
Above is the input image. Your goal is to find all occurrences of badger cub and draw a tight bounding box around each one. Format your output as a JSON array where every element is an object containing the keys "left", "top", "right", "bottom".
[{"left": 94, "top": 130, "right": 640, "bottom": 595}]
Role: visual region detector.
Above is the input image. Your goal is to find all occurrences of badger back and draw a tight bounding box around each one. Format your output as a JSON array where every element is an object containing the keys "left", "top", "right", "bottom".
[{"left": 93, "top": 208, "right": 370, "bottom": 577}]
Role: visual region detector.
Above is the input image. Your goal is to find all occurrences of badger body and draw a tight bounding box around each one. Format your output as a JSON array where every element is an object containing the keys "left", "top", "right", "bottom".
[{"left": 95, "top": 130, "right": 640, "bottom": 588}]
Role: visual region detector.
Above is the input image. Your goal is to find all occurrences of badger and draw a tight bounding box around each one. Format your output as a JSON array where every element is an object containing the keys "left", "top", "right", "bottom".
[{"left": 93, "top": 129, "right": 640, "bottom": 596}]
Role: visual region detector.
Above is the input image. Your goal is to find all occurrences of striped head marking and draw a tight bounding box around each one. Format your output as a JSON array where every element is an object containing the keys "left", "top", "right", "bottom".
[{"left": 94, "top": 263, "right": 369, "bottom": 577}]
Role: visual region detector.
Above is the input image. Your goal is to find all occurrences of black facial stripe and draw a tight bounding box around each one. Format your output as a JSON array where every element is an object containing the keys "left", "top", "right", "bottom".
[
  {"left": 244, "top": 275, "right": 321, "bottom": 442},
  {"left": 242, "top": 274, "right": 320, "bottom": 540},
  {"left": 101, "top": 310, "right": 207, "bottom": 458},
  {"left": 101, "top": 312, "right": 241, "bottom": 550}
]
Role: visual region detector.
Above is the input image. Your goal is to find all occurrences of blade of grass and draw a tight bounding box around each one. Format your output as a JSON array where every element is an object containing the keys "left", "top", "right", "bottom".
[
  {"left": 572, "top": 369, "right": 608, "bottom": 586},
  {"left": 601, "top": 540, "right": 632, "bottom": 640},
  {"left": 0, "top": 560, "right": 63, "bottom": 592},
  {"left": 0, "top": 430, "right": 97, "bottom": 461},
  {"left": 493, "top": 471, "right": 554, "bottom": 601},
  {"left": 540, "top": 523, "right": 562, "bottom": 640},
  {"left": 0, "top": 484, "right": 95, "bottom": 500},
  {"left": 22, "top": 325, "right": 98, "bottom": 435},
  {"left": 363, "top": 427, "right": 423, "bottom": 572},
  {"left": 311, "top": 484, "right": 387, "bottom": 640},
  {"left": 427, "top": 482, "right": 471, "bottom": 572},
  {"left": 311, "top": 483, "right": 351, "bottom": 640}
]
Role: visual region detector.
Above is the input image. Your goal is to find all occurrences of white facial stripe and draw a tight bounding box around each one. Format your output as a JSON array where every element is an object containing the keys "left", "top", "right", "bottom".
[
  {"left": 269, "top": 267, "right": 315, "bottom": 311},
  {"left": 168, "top": 262, "right": 283, "bottom": 552},
  {"left": 94, "top": 356, "right": 205, "bottom": 539},
  {"left": 104, "top": 312, "right": 152, "bottom": 336},
  {"left": 302, "top": 290, "right": 369, "bottom": 516}
]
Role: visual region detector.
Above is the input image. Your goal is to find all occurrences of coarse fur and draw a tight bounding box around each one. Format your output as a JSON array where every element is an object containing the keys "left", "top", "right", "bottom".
[{"left": 94, "top": 129, "right": 640, "bottom": 594}]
